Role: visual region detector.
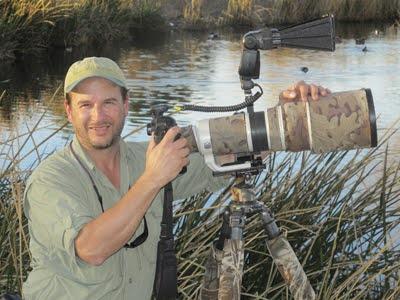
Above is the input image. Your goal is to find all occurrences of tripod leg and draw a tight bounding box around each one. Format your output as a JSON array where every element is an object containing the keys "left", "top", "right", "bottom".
[
  {"left": 218, "top": 239, "right": 244, "bottom": 300},
  {"left": 261, "top": 208, "right": 316, "bottom": 300},
  {"left": 199, "top": 240, "right": 245, "bottom": 300},
  {"left": 200, "top": 209, "right": 231, "bottom": 300},
  {"left": 267, "top": 236, "right": 315, "bottom": 300},
  {"left": 218, "top": 205, "right": 246, "bottom": 300},
  {"left": 200, "top": 243, "right": 224, "bottom": 300}
]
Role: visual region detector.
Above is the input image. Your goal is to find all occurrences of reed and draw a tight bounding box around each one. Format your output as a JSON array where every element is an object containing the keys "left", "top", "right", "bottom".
[
  {"left": 1, "top": 93, "right": 400, "bottom": 297},
  {"left": 0, "top": 0, "right": 69, "bottom": 60},
  {"left": 183, "top": 0, "right": 205, "bottom": 28},
  {"left": 174, "top": 128, "right": 400, "bottom": 298},
  {"left": 220, "top": 0, "right": 254, "bottom": 26},
  {"left": 52, "top": 0, "right": 131, "bottom": 48},
  {"left": 271, "top": 0, "right": 400, "bottom": 24},
  {"left": 0, "top": 0, "right": 163, "bottom": 61}
]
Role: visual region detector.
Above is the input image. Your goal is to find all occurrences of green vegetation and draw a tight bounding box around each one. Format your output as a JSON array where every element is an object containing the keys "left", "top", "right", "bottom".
[
  {"left": 0, "top": 0, "right": 399, "bottom": 60},
  {"left": 0, "top": 0, "right": 68, "bottom": 60},
  {"left": 1, "top": 93, "right": 400, "bottom": 297},
  {"left": 175, "top": 129, "right": 400, "bottom": 298},
  {"left": 0, "top": 0, "right": 162, "bottom": 61},
  {"left": 1, "top": 103, "right": 68, "bottom": 294},
  {"left": 182, "top": 0, "right": 400, "bottom": 28},
  {"left": 272, "top": 0, "right": 400, "bottom": 24},
  {"left": 220, "top": 0, "right": 254, "bottom": 26},
  {"left": 183, "top": 0, "right": 205, "bottom": 29}
]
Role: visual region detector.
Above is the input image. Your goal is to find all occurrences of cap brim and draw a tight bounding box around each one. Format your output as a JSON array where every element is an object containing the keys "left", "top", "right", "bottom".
[{"left": 64, "top": 76, "right": 127, "bottom": 95}]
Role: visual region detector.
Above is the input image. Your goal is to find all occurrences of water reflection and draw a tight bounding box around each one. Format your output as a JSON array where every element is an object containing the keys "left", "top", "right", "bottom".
[{"left": 0, "top": 23, "right": 399, "bottom": 166}]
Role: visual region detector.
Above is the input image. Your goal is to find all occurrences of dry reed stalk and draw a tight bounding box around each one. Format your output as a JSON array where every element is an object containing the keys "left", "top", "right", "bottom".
[{"left": 183, "top": 0, "right": 204, "bottom": 26}]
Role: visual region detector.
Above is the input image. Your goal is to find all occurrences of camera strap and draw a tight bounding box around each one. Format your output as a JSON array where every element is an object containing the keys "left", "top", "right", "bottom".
[
  {"left": 153, "top": 182, "right": 177, "bottom": 299},
  {"left": 69, "top": 142, "right": 148, "bottom": 249}
]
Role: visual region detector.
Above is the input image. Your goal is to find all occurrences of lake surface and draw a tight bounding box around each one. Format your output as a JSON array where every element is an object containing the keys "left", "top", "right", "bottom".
[{"left": 0, "top": 22, "right": 399, "bottom": 170}]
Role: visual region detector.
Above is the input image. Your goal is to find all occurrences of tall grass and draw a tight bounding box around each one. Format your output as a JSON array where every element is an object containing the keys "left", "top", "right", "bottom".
[
  {"left": 220, "top": 0, "right": 254, "bottom": 26},
  {"left": 183, "top": 0, "right": 205, "bottom": 28},
  {"left": 174, "top": 129, "right": 400, "bottom": 298},
  {"left": 1, "top": 90, "right": 400, "bottom": 297},
  {"left": 52, "top": 0, "right": 132, "bottom": 48},
  {"left": 0, "top": 0, "right": 69, "bottom": 60},
  {"left": 271, "top": 0, "right": 400, "bottom": 24},
  {"left": 0, "top": 0, "right": 163, "bottom": 61},
  {"left": 1, "top": 0, "right": 399, "bottom": 60},
  {"left": 0, "top": 89, "right": 69, "bottom": 295}
]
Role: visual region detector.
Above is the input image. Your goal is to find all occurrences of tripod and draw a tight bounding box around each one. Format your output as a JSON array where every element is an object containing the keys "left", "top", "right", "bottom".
[{"left": 199, "top": 175, "right": 315, "bottom": 300}]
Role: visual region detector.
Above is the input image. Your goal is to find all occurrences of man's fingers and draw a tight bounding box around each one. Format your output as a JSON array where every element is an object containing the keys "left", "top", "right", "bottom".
[
  {"left": 279, "top": 90, "right": 297, "bottom": 102},
  {"left": 298, "top": 84, "right": 309, "bottom": 101},
  {"left": 281, "top": 82, "right": 331, "bottom": 104},
  {"left": 310, "top": 84, "right": 319, "bottom": 101},
  {"left": 178, "top": 147, "right": 190, "bottom": 158},
  {"left": 294, "top": 80, "right": 305, "bottom": 89},
  {"left": 161, "top": 126, "right": 181, "bottom": 145},
  {"left": 319, "top": 86, "right": 327, "bottom": 96},
  {"left": 182, "top": 157, "right": 190, "bottom": 167},
  {"left": 173, "top": 136, "right": 188, "bottom": 149},
  {"left": 146, "top": 135, "right": 156, "bottom": 154}
]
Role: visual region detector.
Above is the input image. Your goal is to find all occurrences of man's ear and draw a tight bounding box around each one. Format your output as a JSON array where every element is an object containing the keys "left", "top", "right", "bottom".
[{"left": 64, "top": 99, "right": 73, "bottom": 122}]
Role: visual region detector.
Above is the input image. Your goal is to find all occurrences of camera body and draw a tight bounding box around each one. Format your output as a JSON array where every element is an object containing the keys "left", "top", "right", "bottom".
[{"left": 147, "top": 104, "right": 187, "bottom": 174}]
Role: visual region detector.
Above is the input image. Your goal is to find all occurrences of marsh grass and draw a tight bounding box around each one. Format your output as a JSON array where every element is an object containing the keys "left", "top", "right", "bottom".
[
  {"left": 220, "top": 0, "right": 254, "bottom": 27},
  {"left": 0, "top": 0, "right": 69, "bottom": 60},
  {"left": 183, "top": 0, "right": 206, "bottom": 29},
  {"left": 128, "top": 0, "right": 163, "bottom": 28},
  {"left": 271, "top": 0, "right": 400, "bottom": 25},
  {"left": 0, "top": 0, "right": 163, "bottom": 61},
  {"left": 52, "top": 0, "right": 132, "bottom": 48},
  {"left": 1, "top": 94, "right": 400, "bottom": 298},
  {"left": 1, "top": 0, "right": 399, "bottom": 60},
  {"left": 174, "top": 128, "right": 400, "bottom": 298}
]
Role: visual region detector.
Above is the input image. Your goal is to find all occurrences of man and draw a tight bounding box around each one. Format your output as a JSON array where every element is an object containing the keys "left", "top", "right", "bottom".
[{"left": 23, "top": 57, "right": 330, "bottom": 299}]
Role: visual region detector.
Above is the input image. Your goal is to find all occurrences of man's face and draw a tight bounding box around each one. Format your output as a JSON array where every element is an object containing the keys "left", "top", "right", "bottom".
[{"left": 64, "top": 77, "right": 129, "bottom": 150}]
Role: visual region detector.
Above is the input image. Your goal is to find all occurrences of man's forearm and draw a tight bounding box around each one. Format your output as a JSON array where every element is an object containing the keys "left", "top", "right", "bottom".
[{"left": 75, "top": 173, "right": 161, "bottom": 266}]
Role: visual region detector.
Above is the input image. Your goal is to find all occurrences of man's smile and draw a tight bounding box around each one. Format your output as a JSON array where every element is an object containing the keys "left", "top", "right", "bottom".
[{"left": 89, "top": 124, "right": 112, "bottom": 134}]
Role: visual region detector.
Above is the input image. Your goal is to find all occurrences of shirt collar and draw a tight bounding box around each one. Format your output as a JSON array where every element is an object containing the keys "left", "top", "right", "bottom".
[
  {"left": 70, "top": 136, "right": 129, "bottom": 168},
  {"left": 71, "top": 135, "right": 96, "bottom": 171}
]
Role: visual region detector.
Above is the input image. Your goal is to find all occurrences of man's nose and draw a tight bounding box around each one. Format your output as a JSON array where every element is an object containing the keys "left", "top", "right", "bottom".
[{"left": 91, "top": 103, "right": 106, "bottom": 121}]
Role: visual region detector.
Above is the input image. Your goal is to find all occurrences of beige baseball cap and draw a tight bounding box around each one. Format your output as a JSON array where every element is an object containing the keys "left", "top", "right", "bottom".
[{"left": 64, "top": 57, "right": 127, "bottom": 95}]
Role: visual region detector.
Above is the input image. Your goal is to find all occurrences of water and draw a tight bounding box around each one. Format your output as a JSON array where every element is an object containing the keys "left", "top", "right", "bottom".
[{"left": 0, "top": 23, "right": 399, "bottom": 171}]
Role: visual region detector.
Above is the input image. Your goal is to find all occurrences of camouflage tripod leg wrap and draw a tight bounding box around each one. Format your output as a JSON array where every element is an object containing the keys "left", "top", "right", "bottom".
[
  {"left": 199, "top": 244, "right": 223, "bottom": 299},
  {"left": 218, "top": 239, "right": 244, "bottom": 300},
  {"left": 200, "top": 235, "right": 245, "bottom": 300},
  {"left": 267, "top": 236, "right": 316, "bottom": 300}
]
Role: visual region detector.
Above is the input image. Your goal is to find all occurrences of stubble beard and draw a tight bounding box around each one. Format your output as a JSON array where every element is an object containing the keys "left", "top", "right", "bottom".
[{"left": 77, "top": 117, "right": 126, "bottom": 150}]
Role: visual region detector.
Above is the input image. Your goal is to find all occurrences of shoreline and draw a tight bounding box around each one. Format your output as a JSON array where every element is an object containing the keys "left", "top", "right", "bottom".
[{"left": 0, "top": 0, "right": 399, "bottom": 63}]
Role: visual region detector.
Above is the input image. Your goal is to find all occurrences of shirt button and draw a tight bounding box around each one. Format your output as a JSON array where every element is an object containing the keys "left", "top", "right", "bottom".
[{"left": 129, "top": 278, "right": 132, "bottom": 284}]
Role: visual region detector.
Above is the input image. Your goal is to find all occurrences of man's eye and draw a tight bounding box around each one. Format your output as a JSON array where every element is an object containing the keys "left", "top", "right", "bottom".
[{"left": 80, "top": 103, "right": 90, "bottom": 108}]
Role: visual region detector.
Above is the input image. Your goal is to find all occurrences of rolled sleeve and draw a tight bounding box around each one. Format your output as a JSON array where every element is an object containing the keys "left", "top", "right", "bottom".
[
  {"left": 24, "top": 170, "right": 95, "bottom": 265},
  {"left": 61, "top": 213, "right": 94, "bottom": 262}
]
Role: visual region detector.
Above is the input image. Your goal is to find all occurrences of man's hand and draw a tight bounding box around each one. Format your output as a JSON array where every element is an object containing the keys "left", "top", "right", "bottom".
[
  {"left": 279, "top": 80, "right": 331, "bottom": 103},
  {"left": 144, "top": 126, "right": 190, "bottom": 189}
]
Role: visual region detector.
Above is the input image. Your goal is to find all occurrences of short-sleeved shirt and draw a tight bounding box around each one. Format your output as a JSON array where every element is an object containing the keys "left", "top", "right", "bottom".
[{"left": 22, "top": 136, "right": 229, "bottom": 300}]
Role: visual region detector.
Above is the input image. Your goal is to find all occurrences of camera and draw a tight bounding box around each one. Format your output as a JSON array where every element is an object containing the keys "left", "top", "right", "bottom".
[{"left": 148, "top": 16, "right": 377, "bottom": 176}]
